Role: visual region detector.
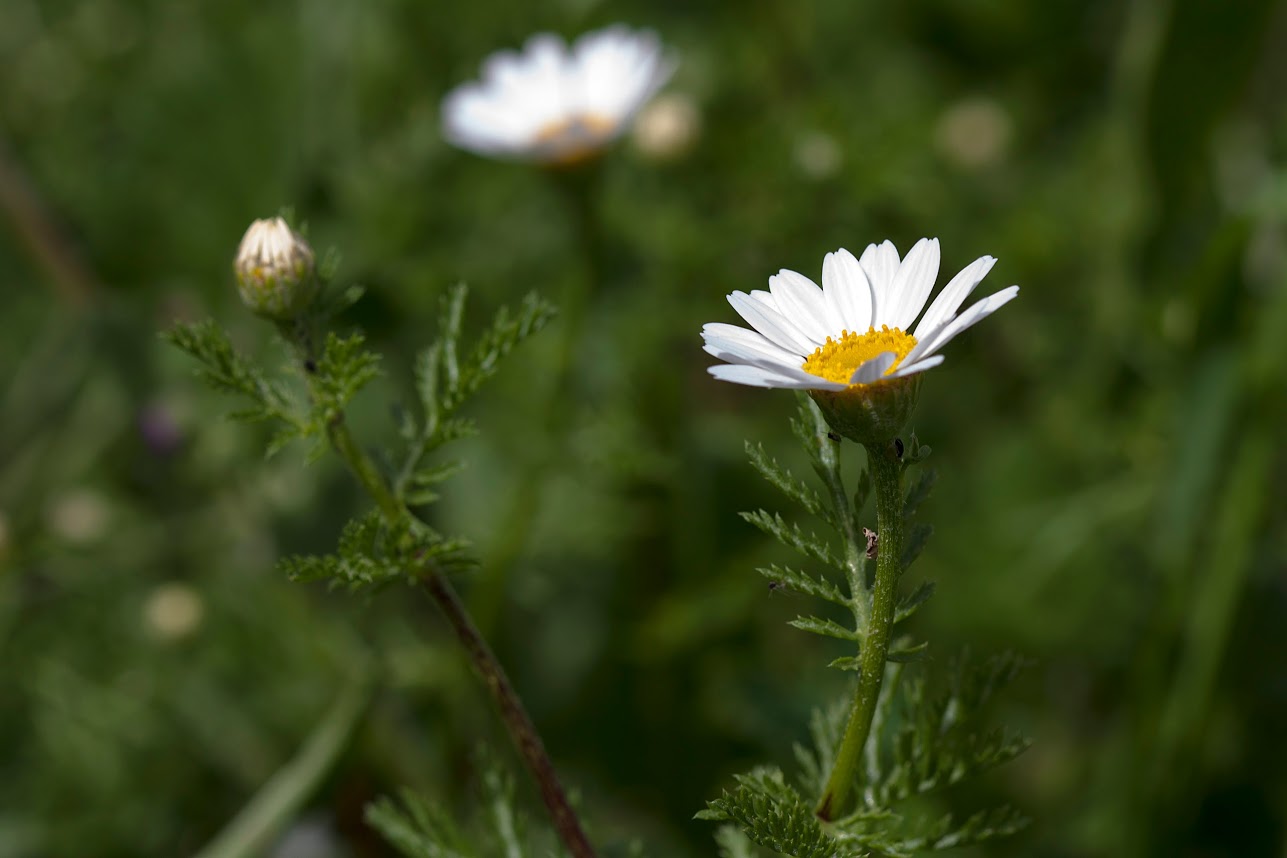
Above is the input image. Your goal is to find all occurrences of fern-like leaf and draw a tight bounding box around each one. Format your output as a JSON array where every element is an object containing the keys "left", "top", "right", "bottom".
[
  {"left": 893, "top": 581, "right": 936, "bottom": 624},
  {"left": 906, "top": 805, "right": 1029, "bottom": 851},
  {"left": 312, "top": 331, "right": 381, "bottom": 417},
  {"left": 366, "top": 789, "right": 475, "bottom": 858},
  {"left": 902, "top": 468, "right": 937, "bottom": 520},
  {"left": 757, "top": 563, "right": 847, "bottom": 607},
  {"left": 789, "top": 616, "right": 861, "bottom": 642},
  {"left": 746, "top": 442, "right": 832, "bottom": 526},
  {"left": 900, "top": 523, "right": 933, "bottom": 573},
  {"left": 740, "top": 510, "right": 840, "bottom": 569},
  {"left": 164, "top": 320, "right": 301, "bottom": 430},
  {"left": 699, "top": 769, "right": 862, "bottom": 858}
]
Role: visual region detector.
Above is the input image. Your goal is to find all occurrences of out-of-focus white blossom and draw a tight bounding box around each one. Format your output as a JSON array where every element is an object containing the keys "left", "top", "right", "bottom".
[{"left": 442, "top": 25, "right": 676, "bottom": 166}]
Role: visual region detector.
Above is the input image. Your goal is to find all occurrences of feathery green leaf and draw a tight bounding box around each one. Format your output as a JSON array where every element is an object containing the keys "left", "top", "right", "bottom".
[{"left": 740, "top": 510, "right": 840, "bottom": 569}]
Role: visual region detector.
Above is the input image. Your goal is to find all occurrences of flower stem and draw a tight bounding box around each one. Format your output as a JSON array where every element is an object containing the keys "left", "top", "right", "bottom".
[
  {"left": 423, "top": 570, "right": 597, "bottom": 858},
  {"left": 297, "top": 351, "right": 598, "bottom": 858},
  {"left": 194, "top": 670, "right": 374, "bottom": 858},
  {"left": 816, "top": 439, "right": 903, "bottom": 821}
]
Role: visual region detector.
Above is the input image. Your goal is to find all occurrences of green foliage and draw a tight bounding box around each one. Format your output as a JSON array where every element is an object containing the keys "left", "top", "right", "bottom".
[
  {"left": 742, "top": 398, "right": 933, "bottom": 655},
  {"left": 746, "top": 442, "right": 833, "bottom": 527},
  {"left": 705, "top": 656, "right": 1030, "bottom": 857},
  {"left": 396, "top": 285, "right": 555, "bottom": 505},
  {"left": 714, "top": 826, "right": 760, "bottom": 858},
  {"left": 859, "top": 654, "right": 1032, "bottom": 808},
  {"left": 709, "top": 398, "right": 1028, "bottom": 854},
  {"left": 8, "top": 1, "right": 1286, "bottom": 855},
  {"left": 278, "top": 510, "right": 472, "bottom": 589},
  {"left": 170, "top": 281, "right": 549, "bottom": 591},
  {"left": 310, "top": 331, "right": 382, "bottom": 420},
  {"left": 740, "top": 510, "right": 840, "bottom": 571},
  {"left": 698, "top": 768, "right": 862, "bottom": 858},
  {"left": 367, "top": 790, "right": 475, "bottom": 858},
  {"left": 367, "top": 760, "right": 567, "bottom": 858},
  {"left": 164, "top": 320, "right": 303, "bottom": 434}
]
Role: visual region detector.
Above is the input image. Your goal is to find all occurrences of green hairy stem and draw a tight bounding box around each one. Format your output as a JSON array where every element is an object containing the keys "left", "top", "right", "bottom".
[{"left": 816, "top": 439, "right": 903, "bottom": 821}]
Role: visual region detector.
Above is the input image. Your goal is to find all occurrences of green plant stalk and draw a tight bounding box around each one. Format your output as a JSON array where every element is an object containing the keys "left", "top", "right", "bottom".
[
  {"left": 194, "top": 670, "right": 374, "bottom": 858},
  {"left": 1148, "top": 428, "right": 1271, "bottom": 797},
  {"left": 302, "top": 361, "right": 598, "bottom": 858},
  {"left": 424, "top": 570, "right": 595, "bottom": 858},
  {"left": 816, "top": 440, "right": 902, "bottom": 821}
]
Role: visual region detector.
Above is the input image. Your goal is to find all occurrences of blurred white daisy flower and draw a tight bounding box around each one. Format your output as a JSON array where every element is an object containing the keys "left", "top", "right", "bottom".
[
  {"left": 702, "top": 238, "right": 1019, "bottom": 440},
  {"left": 442, "top": 25, "right": 676, "bottom": 166}
]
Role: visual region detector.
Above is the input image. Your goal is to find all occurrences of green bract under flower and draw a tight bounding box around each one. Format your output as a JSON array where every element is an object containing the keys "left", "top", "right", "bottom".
[
  {"left": 701, "top": 238, "right": 1019, "bottom": 441},
  {"left": 234, "top": 217, "right": 318, "bottom": 321}
]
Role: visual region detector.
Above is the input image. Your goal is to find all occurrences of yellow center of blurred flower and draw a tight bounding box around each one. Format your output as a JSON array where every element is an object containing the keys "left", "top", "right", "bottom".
[
  {"left": 533, "top": 114, "right": 620, "bottom": 165},
  {"left": 802, "top": 326, "right": 918, "bottom": 385}
]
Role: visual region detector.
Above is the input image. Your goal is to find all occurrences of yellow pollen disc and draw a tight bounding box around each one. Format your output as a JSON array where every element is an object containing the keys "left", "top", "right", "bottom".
[
  {"left": 532, "top": 113, "right": 619, "bottom": 165},
  {"left": 801, "top": 326, "right": 918, "bottom": 386}
]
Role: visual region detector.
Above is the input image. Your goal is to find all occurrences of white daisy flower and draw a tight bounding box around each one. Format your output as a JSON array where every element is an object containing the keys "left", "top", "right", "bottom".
[
  {"left": 702, "top": 238, "right": 1019, "bottom": 440},
  {"left": 441, "top": 25, "right": 676, "bottom": 166}
]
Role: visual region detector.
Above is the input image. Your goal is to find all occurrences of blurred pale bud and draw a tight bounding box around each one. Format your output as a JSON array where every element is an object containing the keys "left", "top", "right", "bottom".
[
  {"left": 935, "top": 97, "right": 1012, "bottom": 170},
  {"left": 631, "top": 93, "right": 701, "bottom": 161},
  {"left": 234, "top": 217, "right": 318, "bottom": 320},
  {"left": 47, "top": 488, "right": 110, "bottom": 545},
  {"left": 794, "top": 131, "right": 843, "bottom": 180},
  {"left": 144, "top": 583, "right": 205, "bottom": 641}
]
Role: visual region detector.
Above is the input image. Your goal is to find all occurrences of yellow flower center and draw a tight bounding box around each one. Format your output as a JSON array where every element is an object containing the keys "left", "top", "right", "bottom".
[
  {"left": 801, "top": 326, "right": 918, "bottom": 385},
  {"left": 532, "top": 114, "right": 619, "bottom": 165}
]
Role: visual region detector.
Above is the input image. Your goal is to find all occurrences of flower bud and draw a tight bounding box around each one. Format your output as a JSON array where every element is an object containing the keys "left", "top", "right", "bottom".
[
  {"left": 234, "top": 217, "right": 318, "bottom": 320},
  {"left": 809, "top": 374, "right": 922, "bottom": 445},
  {"left": 631, "top": 93, "right": 701, "bottom": 161}
]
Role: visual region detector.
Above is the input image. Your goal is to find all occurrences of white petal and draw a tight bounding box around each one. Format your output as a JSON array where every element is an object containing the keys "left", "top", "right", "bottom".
[
  {"left": 821, "top": 249, "right": 873, "bottom": 333},
  {"left": 889, "top": 354, "right": 944, "bottom": 378},
  {"left": 705, "top": 324, "right": 803, "bottom": 360},
  {"left": 727, "top": 291, "right": 816, "bottom": 354},
  {"left": 848, "top": 352, "right": 896, "bottom": 385},
  {"left": 912, "top": 255, "right": 997, "bottom": 339},
  {"left": 441, "top": 86, "right": 535, "bottom": 151},
  {"left": 858, "top": 240, "right": 900, "bottom": 324},
  {"left": 573, "top": 26, "right": 674, "bottom": 121},
  {"left": 905, "top": 285, "right": 1019, "bottom": 363},
  {"left": 768, "top": 269, "right": 830, "bottom": 344},
  {"left": 885, "top": 238, "right": 940, "bottom": 331},
  {"left": 702, "top": 326, "right": 802, "bottom": 370},
  {"left": 709, "top": 363, "right": 845, "bottom": 390}
]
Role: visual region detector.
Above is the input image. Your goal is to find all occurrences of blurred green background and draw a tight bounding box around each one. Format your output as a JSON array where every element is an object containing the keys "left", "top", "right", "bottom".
[{"left": 3, "top": 0, "right": 1286, "bottom": 855}]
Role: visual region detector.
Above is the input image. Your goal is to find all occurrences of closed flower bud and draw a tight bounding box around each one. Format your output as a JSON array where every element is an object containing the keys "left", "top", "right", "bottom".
[{"left": 234, "top": 217, "right": 318, "bottom": 320}]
